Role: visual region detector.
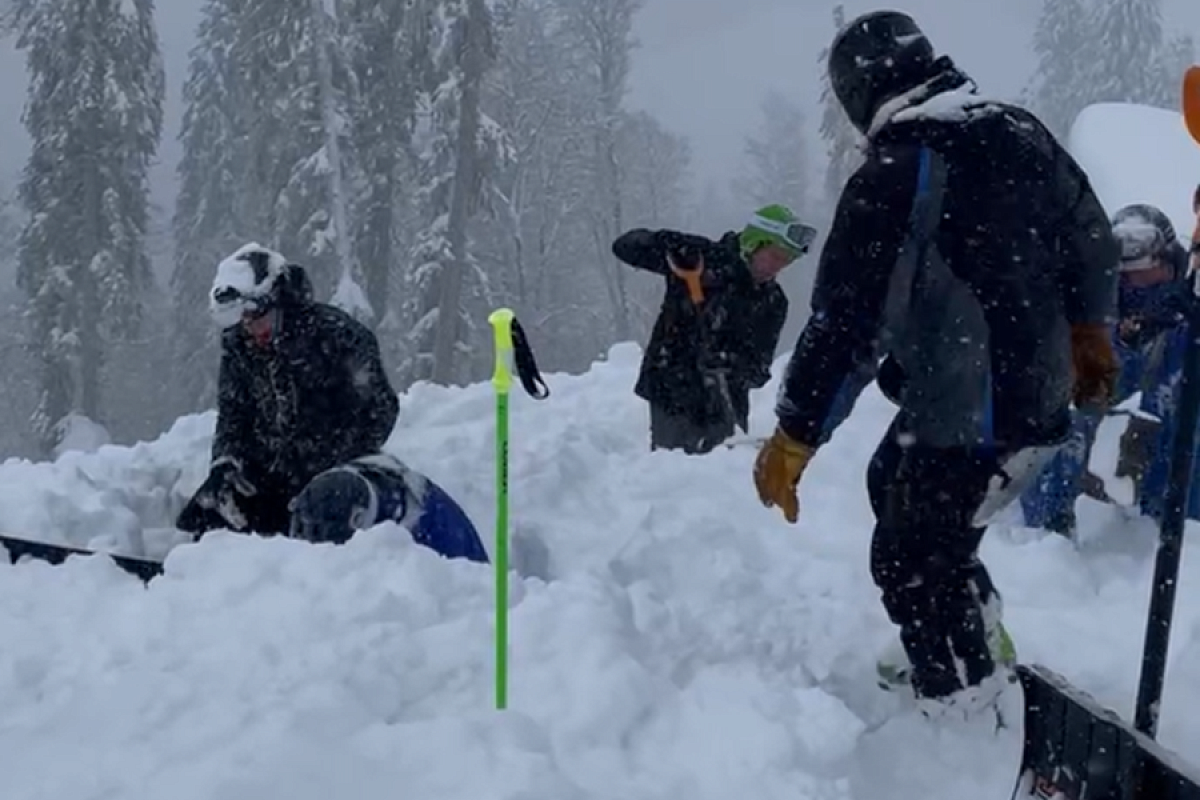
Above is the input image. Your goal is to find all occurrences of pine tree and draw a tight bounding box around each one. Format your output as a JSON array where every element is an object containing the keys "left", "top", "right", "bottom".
[
  {"left": 733, "top": 90, "right": 810, "bottom": 218},
  {"left": 344, "top": 0, "right": 425, "bottom": 333},
  {"left": 1026, "top": 0, "right": 1096, "bottom": 138},
  {"left": 265, "top": 0, "right": 367, "bottom": 318},
  {"left": 171, "top": 0, "right": 252, "bottom": 413},
  {"left": 1089, "top": 0, "right": 1167, "bottom": 108},
  {"left": 401, "top": 0, "right": 510, "bottom": 385},
  {"left": 817, "top": 4, "right": 861, "bottom": 212},
  {"left": 13, "top": 0, "right": 164, "bottom": 455},
  {"left": 1160, "top": 33, "right": 1197, "bottom": 105},
  {"left": 562, "top": 0, "right": 643, "bottom": 343}
]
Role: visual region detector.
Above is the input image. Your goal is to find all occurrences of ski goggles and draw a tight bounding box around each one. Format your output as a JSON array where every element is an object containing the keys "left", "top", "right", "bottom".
[
  {"left": 209, "top": 285, "right": 272, "bottom": 328},
  {"left": 1114, "top": 221, "right": 1165, "bottom": 263},
  {"left": 746, "top": 214, "right": 817, "bottom": 255}
]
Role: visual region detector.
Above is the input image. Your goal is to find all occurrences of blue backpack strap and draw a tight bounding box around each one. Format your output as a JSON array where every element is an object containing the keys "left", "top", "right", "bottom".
[{"left": 907, "top": 145, "right": 995, "bottom": 448}]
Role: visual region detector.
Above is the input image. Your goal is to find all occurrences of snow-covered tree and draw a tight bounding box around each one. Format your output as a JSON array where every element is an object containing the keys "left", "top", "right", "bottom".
[
  {"left": 1088, "top": 0, "right": 1167, "bottom": 108},
  {"left": 1160, "top": 33, "right": 1197, "bottom": 107},
  {"left": 260, "top": 0, "right": 368, "bottom": 319},
  {"left": 817, "top": 4, "right": 861, "bottom": 211},
  {"left": 562, "top": 0, "right": 643, "bottom": 343},
  {"left": 12, "top": 0, "right": 164, "bottom": 455},
  {"left": 400, "top": 0, "right": 510, "bottom": 386},
  {"left": 621, "top": 111, "right": 692, "bottom": 232},
  {"left": 171, "top": 0, "right": 252, "bottom": 413},
  {"left": 344, "top": 0, "right": 425, "bottom": 331},
  {"left": 734, "top": 90, "right": 810, "bottom": 219},
  {"left": 1026, "top": 0, "right": 1096, "bottom": 138}
]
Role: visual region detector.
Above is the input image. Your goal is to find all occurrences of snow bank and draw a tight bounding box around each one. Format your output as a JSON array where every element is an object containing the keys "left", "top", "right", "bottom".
[
  {"left": 1068, "top": 102, "right": 1200, "bottom": 246},
  {"left": 0, "top": 342, "right": 1199, "bottom": 799}
]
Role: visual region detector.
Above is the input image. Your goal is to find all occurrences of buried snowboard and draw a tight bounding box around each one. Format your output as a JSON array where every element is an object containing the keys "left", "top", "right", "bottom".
[{"left": 0, "top": 532, "right": 169, "bottom": 582}]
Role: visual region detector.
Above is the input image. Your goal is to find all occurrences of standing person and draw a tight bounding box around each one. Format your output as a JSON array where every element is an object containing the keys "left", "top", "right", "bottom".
[
  {"left": 176, "top": 242, "right": 400, "bottom": 539},
  {"left": 751, "top": 11, "right": 1118, "bottom": 718},
  {"left": 612, "top": 205, "right": 815, "bottom": 454}
]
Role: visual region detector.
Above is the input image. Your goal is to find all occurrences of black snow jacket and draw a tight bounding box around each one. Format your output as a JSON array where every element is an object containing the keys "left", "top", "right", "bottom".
[
  {"left": 612, "top": 229, "right": 788, "bottom": 427},
  {"left": 211, "top": 264, "right": 399, "bottom": 497},
  {"left": 777, "top": 63, "right": 1118, "bottom": 452}
]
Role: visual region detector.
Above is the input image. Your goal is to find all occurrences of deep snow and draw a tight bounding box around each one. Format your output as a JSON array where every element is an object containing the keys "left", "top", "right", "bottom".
[
  {"left": 1, "top": 342, "right": 1199, "bottom": 800},
  {"left": 1069, "top": 102, "right": 1200, "bottom": 247}
]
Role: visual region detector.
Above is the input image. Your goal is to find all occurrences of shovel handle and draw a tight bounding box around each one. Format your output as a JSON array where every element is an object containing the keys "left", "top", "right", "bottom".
[{"left": 668, "top": 254, "right": 706, "bottom": 304}]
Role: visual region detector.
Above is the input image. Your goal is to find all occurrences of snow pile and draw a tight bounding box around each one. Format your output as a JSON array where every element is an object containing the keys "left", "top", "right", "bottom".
[
  {"left": 0, "top": 413, "right": 212, "bottom": 558},
  {"left": 1068, "top": 102, "right": 1200, "bottom": 246},
  {"left": 51, "top": 412, "right": 112, "bottom": 459},
  {"left": 1, "top": 342, "right": 1200, "bottom": 799}
]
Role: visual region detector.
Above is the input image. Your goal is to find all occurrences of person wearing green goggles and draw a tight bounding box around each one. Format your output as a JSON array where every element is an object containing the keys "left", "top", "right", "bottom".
[{"left": 611, "top": 204, "right": 816, "bottom": 454}]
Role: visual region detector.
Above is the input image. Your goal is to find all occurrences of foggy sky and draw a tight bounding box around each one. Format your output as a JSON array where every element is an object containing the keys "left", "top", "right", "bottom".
[{"left": 0, "top": 0, "right": 1196, "bottom": 219}]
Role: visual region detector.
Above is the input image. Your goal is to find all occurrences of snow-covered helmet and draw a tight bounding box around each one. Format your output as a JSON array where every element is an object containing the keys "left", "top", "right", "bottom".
[
  {"left": 827, "top": 10, "right": 937, "bottom": 134},
  {"left": 288, "top": 467, "right": 379, "bottom": 545},
  {"left": 1111, "top": 204, "right": 1176, "bottom": 269},
  {"left": 209, "top": 242, "right": 291, "bottom": 329}
]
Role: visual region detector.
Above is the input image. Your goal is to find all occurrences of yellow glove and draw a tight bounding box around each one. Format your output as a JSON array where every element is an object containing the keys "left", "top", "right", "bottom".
[{"left": 753, "top": 428, "right": 816, "bottom": 523}]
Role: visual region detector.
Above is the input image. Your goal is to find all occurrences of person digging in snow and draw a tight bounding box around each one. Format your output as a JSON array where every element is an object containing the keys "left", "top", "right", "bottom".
[
  {"left": 752, "top": 10, "right": 1119, "bottom": 719},
  {"left": 1022, "top": 203, "right": 1195, "bottom": 535},
  {"left": 176, "top": 243, "right": 400, "bottom": 539},
  {"left": 611, "top": 204, "right": 815, "bottom": 454}
]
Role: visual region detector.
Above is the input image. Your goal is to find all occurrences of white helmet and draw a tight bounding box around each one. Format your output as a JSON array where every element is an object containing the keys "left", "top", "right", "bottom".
[{"left": 209, "top": 242, "right": 290, "bottom": 328}]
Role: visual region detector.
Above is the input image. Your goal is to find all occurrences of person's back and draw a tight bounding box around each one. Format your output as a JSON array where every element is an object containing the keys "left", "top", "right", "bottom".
[
  {"left": 869, "top": 87, "right": 1115, "bottom": 450},
  {"left": 288, "top": 453, "right": 488, "bottom": 564}
]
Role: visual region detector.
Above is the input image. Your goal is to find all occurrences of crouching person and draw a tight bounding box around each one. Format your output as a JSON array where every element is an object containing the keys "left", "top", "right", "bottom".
[
  {"left": 177, "top": 242, "right": 400, "bottom": 538},
  {"left": 288, "top": 453, "right": 488, "bottom": 563}
]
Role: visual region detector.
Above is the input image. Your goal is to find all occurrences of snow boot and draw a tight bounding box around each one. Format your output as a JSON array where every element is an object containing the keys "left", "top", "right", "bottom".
[{"left": 875, "top": 590, "right": 1017, "bottom": 691}]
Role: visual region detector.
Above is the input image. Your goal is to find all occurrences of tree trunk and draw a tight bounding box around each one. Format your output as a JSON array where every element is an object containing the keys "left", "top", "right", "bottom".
[
  {"left": 311, "top": 0, "right": 367, "bottom": 319},
  {"left": 430, "top": 0, "right": 487, "bottom": 385}
]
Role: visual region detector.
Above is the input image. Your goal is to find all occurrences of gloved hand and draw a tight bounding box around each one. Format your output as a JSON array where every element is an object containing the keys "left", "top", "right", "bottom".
[
  {"left": 1069, "top": 323, "right": 1119, "bottom": 411},
  {"left": 753, "top": 427, "right": 816, "bottom": 524},
  {"left": 194, "top": 457, "right": 257, "bottom": 531}
]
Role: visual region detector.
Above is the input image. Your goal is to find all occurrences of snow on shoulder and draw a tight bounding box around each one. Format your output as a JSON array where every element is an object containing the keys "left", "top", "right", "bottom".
[
  {"left": 1069, "top": 102, "right": 1200, "bottom": 246},
  {"left": 1, "top": 342, "right": 1200, "bottom": 798}
]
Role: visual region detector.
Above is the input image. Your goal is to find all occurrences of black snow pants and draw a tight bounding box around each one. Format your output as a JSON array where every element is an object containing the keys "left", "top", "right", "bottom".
[
  {"left": 866, "top": 416, "right": 1006, "bottom": 701},
  {"left": 649, "top": 402, "right": 735, "bottom": 454}
]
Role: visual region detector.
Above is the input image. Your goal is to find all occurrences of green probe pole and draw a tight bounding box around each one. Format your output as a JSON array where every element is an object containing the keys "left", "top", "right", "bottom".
[{"left": 488, "top": 308, "right": 515, "bottom": 710}]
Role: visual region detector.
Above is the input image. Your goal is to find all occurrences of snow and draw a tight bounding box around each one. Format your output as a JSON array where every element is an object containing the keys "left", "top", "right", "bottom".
[
  {"left": 1068, "top": 102, "right": 1200, "bottom": 247},
  {"left": 51, "top": 412, "right": 111, "bottom": 459},
  {"left": 1, "top": 343, "right": 1200, "bottom": 799}
]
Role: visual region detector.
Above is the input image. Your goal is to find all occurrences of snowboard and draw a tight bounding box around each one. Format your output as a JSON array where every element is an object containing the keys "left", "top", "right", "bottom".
[{"left": 0, "top": 532, "right": 166, "bottom": 582}]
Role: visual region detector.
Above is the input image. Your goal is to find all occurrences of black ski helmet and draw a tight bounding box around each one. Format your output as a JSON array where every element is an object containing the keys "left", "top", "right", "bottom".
[
  {"left": 288, "top": 468, "right": 379, "bottom": 545},
  {"left": 1111, "top": 204, "right": 1176, "bottom": 264},
  {"left": 828, "top": 10, "right": 937, "bottom": 134}
]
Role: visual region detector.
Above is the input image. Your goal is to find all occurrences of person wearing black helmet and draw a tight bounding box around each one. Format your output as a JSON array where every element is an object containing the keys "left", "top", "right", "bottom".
[
  {"left": 752, "top": 10, "right": 1119, "bottom": 717},
  {"left": 176, "top": 242, "right": 400, "bottom": 539},
  {"left": 288, "top": 453, "right": 488, "bottom": 563}
]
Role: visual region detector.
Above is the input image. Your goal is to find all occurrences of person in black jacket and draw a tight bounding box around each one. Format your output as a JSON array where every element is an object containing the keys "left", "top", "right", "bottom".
[
  {"left": 177, "top": 243, "right": 400, "bottom": 539},
  {"left": 612, "top": 204, "right": 814, "bottom": 454},
  {"left": 753, "top": 11, "right": 1119, "bottom": 718}
]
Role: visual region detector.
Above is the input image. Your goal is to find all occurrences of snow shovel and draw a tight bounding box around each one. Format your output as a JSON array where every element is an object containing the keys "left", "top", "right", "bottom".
[{"left": 667, "top": 253, "right": 740, "bottom": 437}]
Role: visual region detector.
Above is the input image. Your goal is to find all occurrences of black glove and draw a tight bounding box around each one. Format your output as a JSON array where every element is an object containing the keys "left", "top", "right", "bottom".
[
  {"left": 192, "top": 458, "right": 257, "bottom": 531},
  {"left": 660, "top": 232, "right": 702, "bottom": 270}
]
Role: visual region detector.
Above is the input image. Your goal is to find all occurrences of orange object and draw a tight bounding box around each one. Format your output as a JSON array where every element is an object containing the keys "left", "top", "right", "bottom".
[
  {"left": 1185, "top": 66, "right": 1200, "bottom": 145},
  {"left": 668, "top": 255, "right": 706, "bottom": 304}
]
